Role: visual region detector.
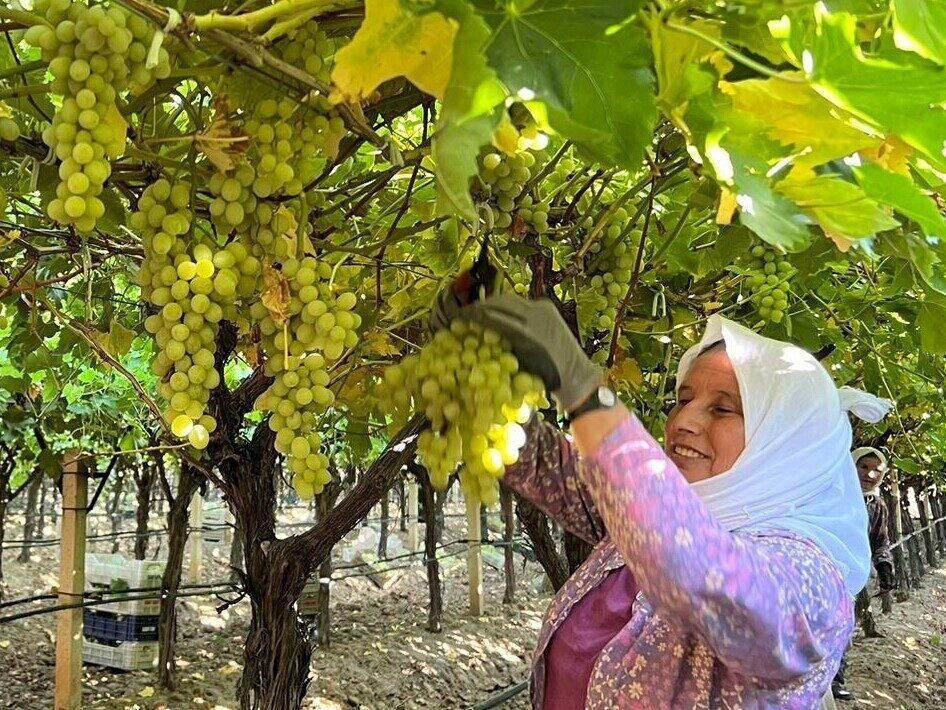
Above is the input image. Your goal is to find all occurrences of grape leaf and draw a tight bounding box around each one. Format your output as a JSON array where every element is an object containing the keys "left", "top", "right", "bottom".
[
  {"left": 721, "top": 77, "right": 879, "bottom": 167},
  {"left": 778, "top": 173, "right": 899, "bottom": 239},
  {"left": 786, "top": 7, "right": 946, "bottom": 170},
  {"left": 332, "top": 0, "right": 458, "bottom": 102},
  {"left": 430, "top": 0, "right": 505, "bottom": 221},
  {"left": 918, "top": 295, "right": 946, "bottom": 353},
  {"left": 892, "top": 0, "right": 946, "bottom": 66},
  {"left": 471, "top": 0, "right": 656, "bottom": 171},
  {"left": 852, "top": 161, "right": 946, "bottom": 240}
]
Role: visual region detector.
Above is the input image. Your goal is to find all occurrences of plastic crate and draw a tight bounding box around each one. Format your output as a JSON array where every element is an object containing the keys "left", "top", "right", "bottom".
[
  {"left": 82, "top": 638, "right": 158, "bottom": 671},
  {"left": 83, "top": 610, "right": 159, "bottom": 642},
  {"left": 202, "top": 506, "right": 229, "bottom": 545},
  {"left": 86, "top": 553, "right": 165, "bottom": 615}
]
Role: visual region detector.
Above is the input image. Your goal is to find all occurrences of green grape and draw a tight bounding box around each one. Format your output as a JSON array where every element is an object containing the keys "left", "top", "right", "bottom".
[
  {"left": 132, "top": 179, "right": 246, "bottom": 450},
  {"left": 25, "top": 0, "right": 171, "bottom": 231},
  {"left": 377, "top": 319, "right": 547, "bottom": 505},
  {"left": 252, "top": 255, "right": 360, "bottom": 499},
  {"left": 742, "top": 242, "right": 794, "bottom": 324}
]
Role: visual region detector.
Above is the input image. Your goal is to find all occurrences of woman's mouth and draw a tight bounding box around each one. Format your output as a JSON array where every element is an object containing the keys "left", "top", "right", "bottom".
[{"left": 671, "top": 444, "right": 708, "bottom": 460}]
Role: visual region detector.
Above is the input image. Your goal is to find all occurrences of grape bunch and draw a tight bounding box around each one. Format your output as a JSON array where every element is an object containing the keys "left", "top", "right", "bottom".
[
  {"left": 577, "top": 205, "right": 637, "bottom": 334},
  {"left": 744, "top": 243, "right": 793, "bottom": 323},
  {"left": 133, "top": 179, "right": 258, "bottom": 449},
  {"left": 478, "top": 149, "right": 537, "bottom": 230},
  {"left": 250, "top": 256, "right": 361, "bottom": 499},
  {"left": 25, "top": 0, "right": 170, "bottom": 231},
  {"left": 378, "top": 319, "right": 547, "bottom": 506}
]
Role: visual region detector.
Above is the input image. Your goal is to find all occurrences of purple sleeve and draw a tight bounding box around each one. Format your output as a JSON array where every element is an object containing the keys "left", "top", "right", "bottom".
[
  {"left": 501, "top": 417, "right": 606, "bottom": 545},
  {"left": 582, "top": 414, "right": 853, "bottom": 681}
]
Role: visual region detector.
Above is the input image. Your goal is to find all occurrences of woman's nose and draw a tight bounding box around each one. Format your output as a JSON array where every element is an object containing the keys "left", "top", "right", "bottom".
[{"left": 671, "top": 405, "right": 704, "bottom": 434}]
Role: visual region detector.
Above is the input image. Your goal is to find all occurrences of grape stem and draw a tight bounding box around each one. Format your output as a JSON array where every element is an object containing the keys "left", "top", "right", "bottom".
[
  {"left": 0, "top": 59, "right": 44, "bottom": 80},
  {"left": 0, "top": 7, "right": 52, "bottom": 28},
  {"left": 0, "top": 84, "right": 52, "bottom": 100},
  {"left": 192, "top": 0, "right": 341, "bottom": 33},
  {"left": 664, "top": 20, "right": 803, "bottom": 83},
  {"left": 607, "top": 178, "right": 656, "bottom": 368}
]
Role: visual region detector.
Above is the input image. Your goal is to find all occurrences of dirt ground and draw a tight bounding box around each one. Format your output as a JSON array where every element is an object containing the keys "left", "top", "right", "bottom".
[{"left": 1, "top": 512, "right": 944, "bottom": 709}]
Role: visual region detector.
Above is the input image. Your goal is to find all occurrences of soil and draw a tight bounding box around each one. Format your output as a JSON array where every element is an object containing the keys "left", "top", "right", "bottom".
[{"left": 1, "top": 510, "right": 944, "bottom": 709}]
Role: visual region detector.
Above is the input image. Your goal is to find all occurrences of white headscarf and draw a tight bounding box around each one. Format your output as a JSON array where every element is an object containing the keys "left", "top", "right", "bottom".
[{"left": 678, "top": 315, "right": 893, "bottom": 594}]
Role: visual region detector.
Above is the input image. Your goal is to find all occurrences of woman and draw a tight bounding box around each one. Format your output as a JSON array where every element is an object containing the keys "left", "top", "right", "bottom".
[
  {"left": 432, "top": 293, "right": 891, "bottom": 708},
  {"left": 833, "top": 447, "right": 896, "bottom": 700}
]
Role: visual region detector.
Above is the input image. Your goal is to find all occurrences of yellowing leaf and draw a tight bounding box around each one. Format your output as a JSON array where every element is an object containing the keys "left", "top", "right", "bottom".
[
  {"left": 715, "top": 188, "right": 738, "bottom": 225},
  {"left": 364, "top": 331, "right": 400, "bottom": 357},
  {"left": 104, "top": 103, "right": 129, "bottom": 147},
  {"left": 825, "top": 230, "right": 854, "bottom": 253},
  {"left": 195, "top": 109, "right": 249, "bottom": 173},
  {"left": 721, "top": 76, "right": 879, "bottom": 167},
  {"left": 0, "top": 102, "right": 12, "bottom": 120},
  {"left": 276, "top": 206, "right": 299, "bottom": 259},
  {"left": 260, "top": 264, "right": 291, "bottom": 326},
  {"left": 491, "top": 114, "right": 520, "bottom": 156},
  {"left": 608, "top": 355, "right": 643, "bottom": 390},
  {"left": 0, "top": 639, "right": 10, "bottom": 649},
  {"left": 332, "top": 0, "right": 458, "bottom": 102},
  {"left": 652, "top": 17, "right": 732, "bottom": 114},
  {"left": 93, "top": 322, "right": 135, "bottom": 358},
  {"left": 866, "top": 135, "right": 913, "bottom": 176},
  {"left": 139, "top": 686, "right": 155, "bottom": 698},
  {"left": 778, "top": 174, "right": 899, "bottom": 239}
]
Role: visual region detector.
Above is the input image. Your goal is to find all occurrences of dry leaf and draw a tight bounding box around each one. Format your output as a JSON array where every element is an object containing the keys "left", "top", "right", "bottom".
[
  {"left": 825, "top": 229, "right": 853, "bottom": 253},
  {"left": 364, "top": 331, "right": 400, "bottom": 357},
  {"left": 139, "top": 686, "right": 155, "bottom": 698},
  {"left": 0, "top": 639, "right": 10, "bottom": 649},
  {"left": 276, "top": 206, "right": 300, "bottom": 259},
  {"left": 195, "top": 100, "right": 249, "bottom": 173},
  {"left": 261, "top": 264, "right": 291, "bottom": 326},
  {"left": 715, "top": 188, "right": 738, "bottom": 225}
]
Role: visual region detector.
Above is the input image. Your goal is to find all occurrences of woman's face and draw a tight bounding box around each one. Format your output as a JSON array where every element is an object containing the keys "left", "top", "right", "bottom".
[
  {"left": 856, "top": 454, "right": 885, "bottom": 493},
  {"left": 665, "top": 346, "right": 746, "bottom": 483}
]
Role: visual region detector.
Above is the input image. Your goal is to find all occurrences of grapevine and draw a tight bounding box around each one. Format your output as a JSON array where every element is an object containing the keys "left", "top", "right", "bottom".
[{"left": 379, "top": 319, "right": 547, "bottom": 506}]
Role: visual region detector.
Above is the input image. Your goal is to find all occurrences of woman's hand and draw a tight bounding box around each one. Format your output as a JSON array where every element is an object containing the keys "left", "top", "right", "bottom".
[{"left": 432, "top": 291, "right": 602, "bottom": 412}]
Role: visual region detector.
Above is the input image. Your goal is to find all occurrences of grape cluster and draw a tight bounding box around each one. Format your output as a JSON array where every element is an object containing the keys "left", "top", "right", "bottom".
[
  {"left": 250, "top": 256, "right": 361, "bottom": 499},
  {"left": 134, "top": 179, "right": 259, "bottom": 449},
  {"left": 744, "top": 243, "right": 792, "bottom": 323},
  {"left": 478, "top": 149, "right": 537, "bottom": 230},
  {"left": 578, "top": 205, "right": 636, "bottom": 334},
  {"left": 25, "top": 0, "right": 170, "bottom": 231},
  {"left": 378, "top": 320, "right": 547, "bottom": 506}
]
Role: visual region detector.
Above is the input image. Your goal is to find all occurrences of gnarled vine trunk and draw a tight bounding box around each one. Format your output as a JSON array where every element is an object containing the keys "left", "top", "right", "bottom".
[
  {"left": 157, "top": 462, "right": 203, "bottom": 690},
  {"left": 515, "top": 495, "right": 568, "bottom": 591},
  {"left": 17, "top": 468, "right": 43, "bottom": 562},
  {"left": 134, "top": 458, "right": 157, "bottom": 560}
]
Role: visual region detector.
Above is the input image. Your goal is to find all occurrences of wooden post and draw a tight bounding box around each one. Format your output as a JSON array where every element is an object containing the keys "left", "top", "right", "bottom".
[
  {"left": 920, "top": 489, "right": 938, "bottom": 567},
  {"left": 406, "top": 481, "right": 419, "bottom": 553},
  {"left": 188, "top": 491, "right": 203, "bottom": 585},
  {"left": 501, "top": 486, "right": 515, "bottom": 604},
  {"left": 55, "top": 452, "right": 87, "bottom": 710},
  {"left": 466, "top": 496, "right": 482, "bottom": 616}
]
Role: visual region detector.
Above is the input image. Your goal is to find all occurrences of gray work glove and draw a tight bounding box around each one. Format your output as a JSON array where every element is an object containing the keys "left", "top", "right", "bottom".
[{"left": 432, "top": 292, "right": 602, "bottom": 411}]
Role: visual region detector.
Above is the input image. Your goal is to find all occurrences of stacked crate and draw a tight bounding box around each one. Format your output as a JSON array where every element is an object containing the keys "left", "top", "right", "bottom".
[{"left": 82, "top": 553, "right": 164, "bottom": 671}]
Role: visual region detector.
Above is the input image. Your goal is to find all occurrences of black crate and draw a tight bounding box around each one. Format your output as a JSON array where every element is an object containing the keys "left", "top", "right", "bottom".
[{"left": 83, "top": 610, "right": 160, "bottom": 642}]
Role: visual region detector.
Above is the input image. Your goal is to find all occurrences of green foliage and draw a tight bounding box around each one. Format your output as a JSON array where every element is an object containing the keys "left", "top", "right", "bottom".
[{"left": 0, "top": 0, "right": 943, "bottom": 501}]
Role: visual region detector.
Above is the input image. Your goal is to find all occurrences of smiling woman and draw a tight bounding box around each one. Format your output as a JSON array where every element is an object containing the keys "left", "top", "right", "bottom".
[
  {"left": 431, "top": 290, "right": 894, "bottom": 709},
  {"left": 665, "top": 342, "right": 746, "bottom": 483}
]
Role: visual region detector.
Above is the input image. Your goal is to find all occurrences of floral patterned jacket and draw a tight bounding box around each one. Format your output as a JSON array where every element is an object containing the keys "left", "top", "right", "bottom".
[{"left": 504, "top": 414, "right": 853, "bottom": 709}]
